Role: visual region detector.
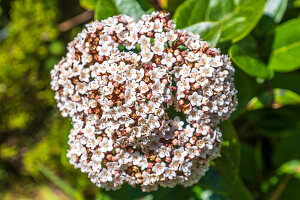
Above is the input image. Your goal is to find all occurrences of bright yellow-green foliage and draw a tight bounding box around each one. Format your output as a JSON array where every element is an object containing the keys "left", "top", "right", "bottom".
[{"left": 0, "top": 0, "right": 58, "bottom": 131}]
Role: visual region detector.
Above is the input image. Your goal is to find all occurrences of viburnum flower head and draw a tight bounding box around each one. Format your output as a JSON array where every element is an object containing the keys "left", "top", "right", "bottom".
[{"left": 50, "top": 11, "right": 237, "bottom": 192}]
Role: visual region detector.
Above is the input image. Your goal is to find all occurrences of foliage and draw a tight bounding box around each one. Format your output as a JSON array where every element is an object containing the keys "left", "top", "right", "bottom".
[{"left": 0, "top": 0, "right": 300, "bottom": 199}]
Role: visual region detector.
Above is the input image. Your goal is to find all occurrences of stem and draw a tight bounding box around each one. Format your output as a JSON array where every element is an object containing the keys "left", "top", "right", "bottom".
[{"left": 58, "top": 10, "right": 94, "bottom": 32}]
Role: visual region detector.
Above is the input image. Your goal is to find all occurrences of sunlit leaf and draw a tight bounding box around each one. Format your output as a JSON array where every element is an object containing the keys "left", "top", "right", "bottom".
[
  {"left": 184, "top": 22, "right": 221, "bottom": 47},
  {"left": 173, "top": 0, "right": 209, "bottom": 29},
  {"left": 219, "top": 0, "right": 265, "bottom": 43},
  {"left": 255, "top": 0, "right": 288, "bottom": 36},
  {"left": 247, "top": 88, "right": 300, "bottom": 110},
  {"left": 80, "top": 0, "right": 98, "bottom": 10},
  {"left": 173, "top": 0, "right": 265, "bottom": 43},
  {"left": 269, "top": 17, "right": 300, "bottom": 72},
  {"left": 95, "top": 0, "right": 147, "bottom": 21}
]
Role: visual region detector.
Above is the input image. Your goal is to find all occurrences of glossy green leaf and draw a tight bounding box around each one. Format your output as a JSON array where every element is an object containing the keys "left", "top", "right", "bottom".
[
  {"left": 229, "top": 35, "right": 273, "bottom": 78},
  {"left": 264, "top": 0, "right": 288, "bottom": 23},
  {"left": 219, "top": 0, "right": 265, "bottom": 43},
  {"left": 80, "top": 0, "right": 98, "bottom": 10},
  {"left": 173, "top": 0, "right": 265, "bottom": 43},
  {"left": 247, "top": 88, "right": 300, "bottom": 110},
  {"left": 173, "top": 0, "right": 209, "bottom": 29},
  {"left": 184, "top": 22, "right": 221, "bottom": 47},
  {"left": 95, "top": 0, "right": 146, "bottom": 21},
  {"left": 269, "top": 17, "right": 300, "bottom": 72},
  {"left": 255, "top": 0, "right": 288, "bottom": 36},
  {"left": 95, "top": 0, "right": 120, "bottom": 20}
]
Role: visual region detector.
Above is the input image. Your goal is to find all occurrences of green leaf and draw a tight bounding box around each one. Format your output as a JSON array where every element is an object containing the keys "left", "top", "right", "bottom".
[
  {"left": 272, "top": 129, "right": 300, "bottom": 166},
  {"left": 173, "top": 0, "right": 265, "bottom": 43},
  {"left": 173, "top": 0, "right": 209, "bottom": 29},
  {"left": 80, "top": 0, "right": 98, "bottom": 10},
  {"left": 255, "top": 0, "right": 288, "bottom": 36},
  {"left": 239, "top": 142, "right": 263, "bottom": 183},
  {"left": 247, "top": 88, "right": 300, "bottom": 110},
  {"left": 95, "top": 0, "right": 147, "bottom": 21},
  {"left": 95, "top": 0, "right": 120, "bottom": 20},
  {"left": 264, "top": 0, "right": 288, "bottom": 23},
  {"left": 229, "top": 35, "right": 273, "bottom": 79},
  {"left": 269, "top": 17, "right": 300, "bottom": 72},
  {"left": 184, "top": 22, "right": 221, "bottom": 47},
  {"left": 219, "top": 0, "right": 266, "bottom": 43}
]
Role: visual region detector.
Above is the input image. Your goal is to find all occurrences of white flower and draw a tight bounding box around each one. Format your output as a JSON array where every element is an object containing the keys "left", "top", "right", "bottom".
[
  {"left": 139, "top": 81, "right": 149, "bottom": 93},
  {"left": 169, "top": 159, "right": 180, "bottom": 170},
  {"left": 173, "top": 148, "right": 187, "bottom": 162},
  {"left": 153, "top": 21, "right": 163, "bottom": 32},
  {"left": 147, "top": 114, "right": 160, "bottom": 130},
  {"left": 139, "top": 157, "right": 148, "bottom": 170},
  {"left": 89, "top": 99, "right": 97, "bottom": 108},
  {"left": 166, "top": 31, "right": 178, "bottom": 41},
  {"left": 154, "top": 32, "right": 167, "bottom": 43},
  {"left": 188, "top": 92, "right": 202, "bottom": 106},
  {"left": 157, "top": 146, "right": 171, "bottom": 158},
  {"left": 179, "top": 64, "right": 191, "bottom": 77},
  {"left": 103, "top": 82, "right": 114, "bottom": 95},
  {"left": 171, "top": 116, "right": 184, "bottom": 130},
  {"left": 164, "top": 168, "right": 176, "bottom": 179},
  {"left": 91, "top": 149, "right": 105, "bottom": 162},
  {"left": 183, "top": 125, "right": 194, "bottom": 138},
  {"left": 152, "top": 162, "right": 166, "bottom": 175},
  {"left": 51, "top": 12, "right": 237, "bottom": 191},
  {"left": 161, "top": 53, "right": 176, "bottom": 67},
  {"left": 142, "top": 21, "right": 154, "bottom": 32},
  {"left": 151, "top": 43, "right": 165, "bottom": 55},
  {"left": 200, "top": 64, "right": 214, "bottom": 77},
  {"left": 141, "top": 50, "right": 153, "bottom": 63},
  {"left": 99, "top": 137, "right": 113, "bottom": 152},
  {"left": 82, "top": 123, "right": 95, "bottom": 138},
  {"left": 99, "top": 168, "right": 113, "bottom": 182},
  {"left": 187, "top": 146, "right": 199, "bottom": 158},
  {"left": 98, "top": 45, "right": 112, "bottom": 56}
]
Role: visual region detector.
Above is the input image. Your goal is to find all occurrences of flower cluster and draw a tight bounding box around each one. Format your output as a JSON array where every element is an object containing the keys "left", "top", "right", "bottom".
[{"left": 50, "top": 11, "right": 237, "bottom": 192}]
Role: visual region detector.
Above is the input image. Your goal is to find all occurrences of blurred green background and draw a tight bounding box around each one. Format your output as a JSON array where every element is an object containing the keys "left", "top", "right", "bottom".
[{"left": 0, "top": 0, "right": 300, "bottom": 199}]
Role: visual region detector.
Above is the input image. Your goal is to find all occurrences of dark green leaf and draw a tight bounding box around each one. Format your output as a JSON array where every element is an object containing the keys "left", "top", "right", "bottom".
[
  {"left": 272, "top": 129, "right": 300, "bottom": 166},
  {"left": 184, "top": 22, "right": 221, "bottom": 47},
  {"left": 268, "top": 17, "right": 300, "bottom": 72},
  {"left": 229, "top": 35, "right": 273, "bottom": 79},
  {"left": 240, "top": 142, "right": 263, "bottom": 183}
]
